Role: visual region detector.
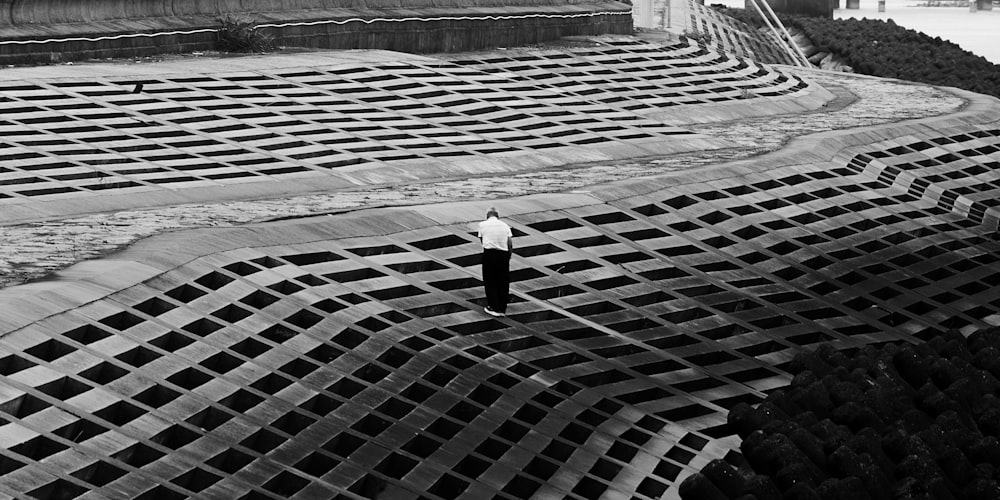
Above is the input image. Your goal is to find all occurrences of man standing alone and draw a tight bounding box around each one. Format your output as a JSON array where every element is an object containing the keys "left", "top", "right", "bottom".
[{"left": 477, "top": 207, "right": 513, "bottom": 317}]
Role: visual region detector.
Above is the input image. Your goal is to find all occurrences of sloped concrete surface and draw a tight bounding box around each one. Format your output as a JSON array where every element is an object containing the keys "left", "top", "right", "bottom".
[{"left": 1, "top": 10, "right": 1000, "bottom": 500}]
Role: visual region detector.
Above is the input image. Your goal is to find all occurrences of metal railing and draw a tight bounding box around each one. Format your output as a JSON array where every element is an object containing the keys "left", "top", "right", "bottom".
[{"left": 746, "top": 0, "right": 812, "bottom": 67}]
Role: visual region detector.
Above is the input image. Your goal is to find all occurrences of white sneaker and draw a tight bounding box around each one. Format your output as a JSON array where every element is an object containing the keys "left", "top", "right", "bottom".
[{"left": 485, "top": 307, "right": 502, "bottom": 317}]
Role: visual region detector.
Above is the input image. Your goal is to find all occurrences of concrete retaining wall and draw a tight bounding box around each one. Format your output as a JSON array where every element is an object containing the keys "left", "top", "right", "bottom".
[
  {"left": 0, "top": 1, "right": 633, "bottom": 64},
  {"left": 261, "top": 9, "right": 632, "bottom": 53},
  {"left": 0, "top": 0, "right": 615, "bottom": 25}
]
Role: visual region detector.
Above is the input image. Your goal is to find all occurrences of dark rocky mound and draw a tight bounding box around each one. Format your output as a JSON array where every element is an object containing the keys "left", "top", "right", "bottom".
[{"left": 679, "top": 327, "right": 1000, "bottom": 500}]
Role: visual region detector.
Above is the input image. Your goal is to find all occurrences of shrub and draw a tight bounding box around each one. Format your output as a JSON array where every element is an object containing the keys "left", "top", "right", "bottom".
[
  {"left": 216, "top": 14, "right": 275, "bottom": 53},
  {"left": 680, "top": 327, "right": 1000, "bottom": 499},
  {"left": 683, "top": 29, "right": 714, "bottom": 45},
  {"left": 717, "top": 7, "right": 1000, "bottom": 98}
]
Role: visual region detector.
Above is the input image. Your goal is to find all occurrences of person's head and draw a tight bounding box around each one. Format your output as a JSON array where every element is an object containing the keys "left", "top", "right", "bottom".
[{"left": 486, "top": 207, "right": 499, "bottom": 219}]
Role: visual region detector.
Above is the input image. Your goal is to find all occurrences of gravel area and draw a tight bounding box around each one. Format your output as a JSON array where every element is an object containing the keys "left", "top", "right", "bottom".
[{"left": 0, "top": 69, "right": 965, "bottom": 289}]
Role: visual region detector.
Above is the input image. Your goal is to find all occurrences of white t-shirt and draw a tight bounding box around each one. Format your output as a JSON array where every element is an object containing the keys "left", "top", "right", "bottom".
[{"left": 478, "top": 217, "right": 512, "bottom": 251}]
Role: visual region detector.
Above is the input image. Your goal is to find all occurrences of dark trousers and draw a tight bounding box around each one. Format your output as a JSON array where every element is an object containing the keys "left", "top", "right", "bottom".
[{"left": 482, "top": 249, "right": 511, "bottom": 313}]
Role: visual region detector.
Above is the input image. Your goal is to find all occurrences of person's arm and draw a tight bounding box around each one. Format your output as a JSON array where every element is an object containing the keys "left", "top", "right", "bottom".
[{"left": 506, "top": 236, "right": 514, "bottom": 252}]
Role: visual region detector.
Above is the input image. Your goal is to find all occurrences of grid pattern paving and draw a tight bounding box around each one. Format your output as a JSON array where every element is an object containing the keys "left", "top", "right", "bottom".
[
  {"left": 1, "top": 123, "right": 999, "bottom": 499},
  {"left": 0, "top": 37, "right": 815, "bottom": 208},
  {"left": 446, "top": 37, "right": 809, "bottom": 113},
  {"left": 846, "top": 127, "right": 1000, "bottom": 229}
]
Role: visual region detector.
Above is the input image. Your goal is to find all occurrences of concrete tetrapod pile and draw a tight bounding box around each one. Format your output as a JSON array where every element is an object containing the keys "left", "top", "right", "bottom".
[{"left": 680, "top": 327, "right": 1000, "bottom": 500}]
